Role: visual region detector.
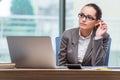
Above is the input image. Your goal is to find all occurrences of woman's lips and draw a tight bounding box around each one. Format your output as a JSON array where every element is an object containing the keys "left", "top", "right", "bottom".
[{"left": 80, "top": 23, "right": 87, "bottom": 26}]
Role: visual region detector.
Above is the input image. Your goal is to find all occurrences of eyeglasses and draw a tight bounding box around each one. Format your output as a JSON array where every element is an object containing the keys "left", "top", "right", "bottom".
[{"left": 78, "top": 13, "right": 96, "bottom": 21}]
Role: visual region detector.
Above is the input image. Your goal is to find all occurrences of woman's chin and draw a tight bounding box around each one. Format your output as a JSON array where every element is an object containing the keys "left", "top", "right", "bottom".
[{"left": 80, "top": 27, "right": 88, "bottom": 30}]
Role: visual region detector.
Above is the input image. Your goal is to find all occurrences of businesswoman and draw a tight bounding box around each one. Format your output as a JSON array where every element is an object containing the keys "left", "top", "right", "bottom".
[{"left": 58, "top": 3, "right": 110, "bottom": 66}]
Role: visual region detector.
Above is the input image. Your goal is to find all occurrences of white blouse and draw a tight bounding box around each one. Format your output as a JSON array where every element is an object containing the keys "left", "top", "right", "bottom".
[{"left": 77, "top": 30, "right": 92, "bottom": 63}]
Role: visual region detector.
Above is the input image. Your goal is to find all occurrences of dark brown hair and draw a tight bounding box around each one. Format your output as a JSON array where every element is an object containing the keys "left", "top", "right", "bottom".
[{"left": 85, "top": 3, "right": 102, "bottom": 20}]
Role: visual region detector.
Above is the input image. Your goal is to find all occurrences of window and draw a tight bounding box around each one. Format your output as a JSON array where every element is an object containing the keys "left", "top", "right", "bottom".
[{"left": 0, "top": 0, "right": 59, "bottom": 63}]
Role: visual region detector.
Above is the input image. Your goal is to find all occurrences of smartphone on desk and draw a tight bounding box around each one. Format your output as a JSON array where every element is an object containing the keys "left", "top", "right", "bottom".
[{"left": 65, "top": 64, "right": 82, "bottom": 69}]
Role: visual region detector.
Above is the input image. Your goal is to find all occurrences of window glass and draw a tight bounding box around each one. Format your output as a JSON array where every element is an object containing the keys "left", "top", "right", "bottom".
[
  {"left": 66, "top": 0, "right": 120, "bottom": 66},
  {"left": 0, "top": 0, "right": 59, "bottom": 63}
]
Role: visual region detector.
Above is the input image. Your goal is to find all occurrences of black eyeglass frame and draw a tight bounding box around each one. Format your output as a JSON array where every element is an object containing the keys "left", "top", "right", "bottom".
[{"left": 78, "top": 13, "right": 97, "bottom": 21}]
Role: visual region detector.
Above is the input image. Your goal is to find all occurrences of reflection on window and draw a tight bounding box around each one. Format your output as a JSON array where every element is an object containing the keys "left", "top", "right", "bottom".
[{"left": 0, "top": 0, "right": 59, "bottom": 63}]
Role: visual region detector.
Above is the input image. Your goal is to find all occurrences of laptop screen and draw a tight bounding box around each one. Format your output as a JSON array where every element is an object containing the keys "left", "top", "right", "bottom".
[{"left": 7, "top": 36, "right": 56, "bottom": 69}]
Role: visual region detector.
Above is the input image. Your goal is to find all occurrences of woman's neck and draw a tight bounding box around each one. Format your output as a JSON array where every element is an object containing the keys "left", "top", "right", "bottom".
[{"left": 80, "top": 29, "right": 92, "bottom": 37}]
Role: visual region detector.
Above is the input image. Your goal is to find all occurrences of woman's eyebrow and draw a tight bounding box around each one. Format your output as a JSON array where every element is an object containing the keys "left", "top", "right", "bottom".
[{"left": 80, "top": 12, "right": 94, "bottom": 17}]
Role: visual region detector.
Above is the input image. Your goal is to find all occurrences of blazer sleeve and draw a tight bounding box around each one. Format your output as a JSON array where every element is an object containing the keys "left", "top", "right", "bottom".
[
  {"left": 91, "top": 33, "right": 110, "bottom": 66},
  {"left": 58, "top": 33, "right": 68, "bottom": 66}
]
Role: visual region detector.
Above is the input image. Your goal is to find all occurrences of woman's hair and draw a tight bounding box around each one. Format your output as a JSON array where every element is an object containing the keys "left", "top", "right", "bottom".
[{"left": 84, "top": 3, "right": 102, "bottom": 20}]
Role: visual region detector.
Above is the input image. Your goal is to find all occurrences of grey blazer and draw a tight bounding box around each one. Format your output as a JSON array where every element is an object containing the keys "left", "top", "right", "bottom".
[{"left": 58, "top": 27, "right": 109, "bottom": 66}]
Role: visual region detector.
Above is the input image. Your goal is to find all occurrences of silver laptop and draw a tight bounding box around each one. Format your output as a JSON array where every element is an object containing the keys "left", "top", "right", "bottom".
[{"left": 7, "top": 36, "right": 56, "bottom": 69}]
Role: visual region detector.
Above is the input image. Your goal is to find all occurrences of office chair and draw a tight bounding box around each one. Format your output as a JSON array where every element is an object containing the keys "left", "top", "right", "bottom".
[
  {"left": 55, "top": 36, "right": 61, "bottom": 66},
  {"left": 55, "top": 36, "right": 111, "bottom": 66},
  {"left": 104, "top": 38, "right": 112, "bottom": 66}
]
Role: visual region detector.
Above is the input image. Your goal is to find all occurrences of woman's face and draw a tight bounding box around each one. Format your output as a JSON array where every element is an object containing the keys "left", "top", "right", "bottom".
[{"left": 79, "top": 6, "right": 99, "bottom": 31}]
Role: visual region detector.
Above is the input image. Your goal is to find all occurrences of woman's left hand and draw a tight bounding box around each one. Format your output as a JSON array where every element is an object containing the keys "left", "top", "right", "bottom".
[{"left": 95, "top": 20, "right": 107, "bottom": 37}]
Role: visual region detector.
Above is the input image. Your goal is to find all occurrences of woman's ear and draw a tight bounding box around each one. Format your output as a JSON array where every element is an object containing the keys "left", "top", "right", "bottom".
[
  {"left": 94, "top": 20, "right": 101, "bottom": 29},
  {"left": 95, "top": 20, "right": 100, "bottom": 26}
]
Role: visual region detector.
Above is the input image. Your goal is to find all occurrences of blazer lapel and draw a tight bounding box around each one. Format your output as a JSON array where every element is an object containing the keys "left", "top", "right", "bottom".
[
  {"left": 82, "top": 29, "right": 96, "bottom": 63},
  {"left": 71, "top": 28, "right": 80, "bottom": 63}
]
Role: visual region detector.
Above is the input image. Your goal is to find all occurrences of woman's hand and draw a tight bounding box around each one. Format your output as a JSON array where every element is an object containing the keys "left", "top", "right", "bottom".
[{"left": 95, "top": 20, "right": 107, "bottom": 37}]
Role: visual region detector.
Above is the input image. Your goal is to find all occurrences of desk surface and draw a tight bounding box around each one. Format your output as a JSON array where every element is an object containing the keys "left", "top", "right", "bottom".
[{"left": 0, "top": 69, "right": 120, "bottom": 80}]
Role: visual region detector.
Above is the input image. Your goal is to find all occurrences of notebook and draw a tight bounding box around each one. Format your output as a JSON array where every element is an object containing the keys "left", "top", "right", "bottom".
[
  {"left": 0, "top": 63, "right": 15, "bottom": 69},
  {"left": 7, "top": 36, "right": 56, "bottom": 69}
]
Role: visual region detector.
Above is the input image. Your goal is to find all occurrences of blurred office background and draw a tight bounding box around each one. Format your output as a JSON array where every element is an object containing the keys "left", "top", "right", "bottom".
[{"left": 0, "top": 0, "right": 120, "bottom": 66}]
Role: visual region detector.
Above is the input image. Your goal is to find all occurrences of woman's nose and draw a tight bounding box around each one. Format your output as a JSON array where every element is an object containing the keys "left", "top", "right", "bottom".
[{"left": 82, "top": 17, "right": 87, "bottom": 21}]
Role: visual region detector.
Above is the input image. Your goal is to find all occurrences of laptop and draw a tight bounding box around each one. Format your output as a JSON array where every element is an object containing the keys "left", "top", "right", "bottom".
[{"left": 7, "top": 36, "right": 56, "bottom": 69}]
